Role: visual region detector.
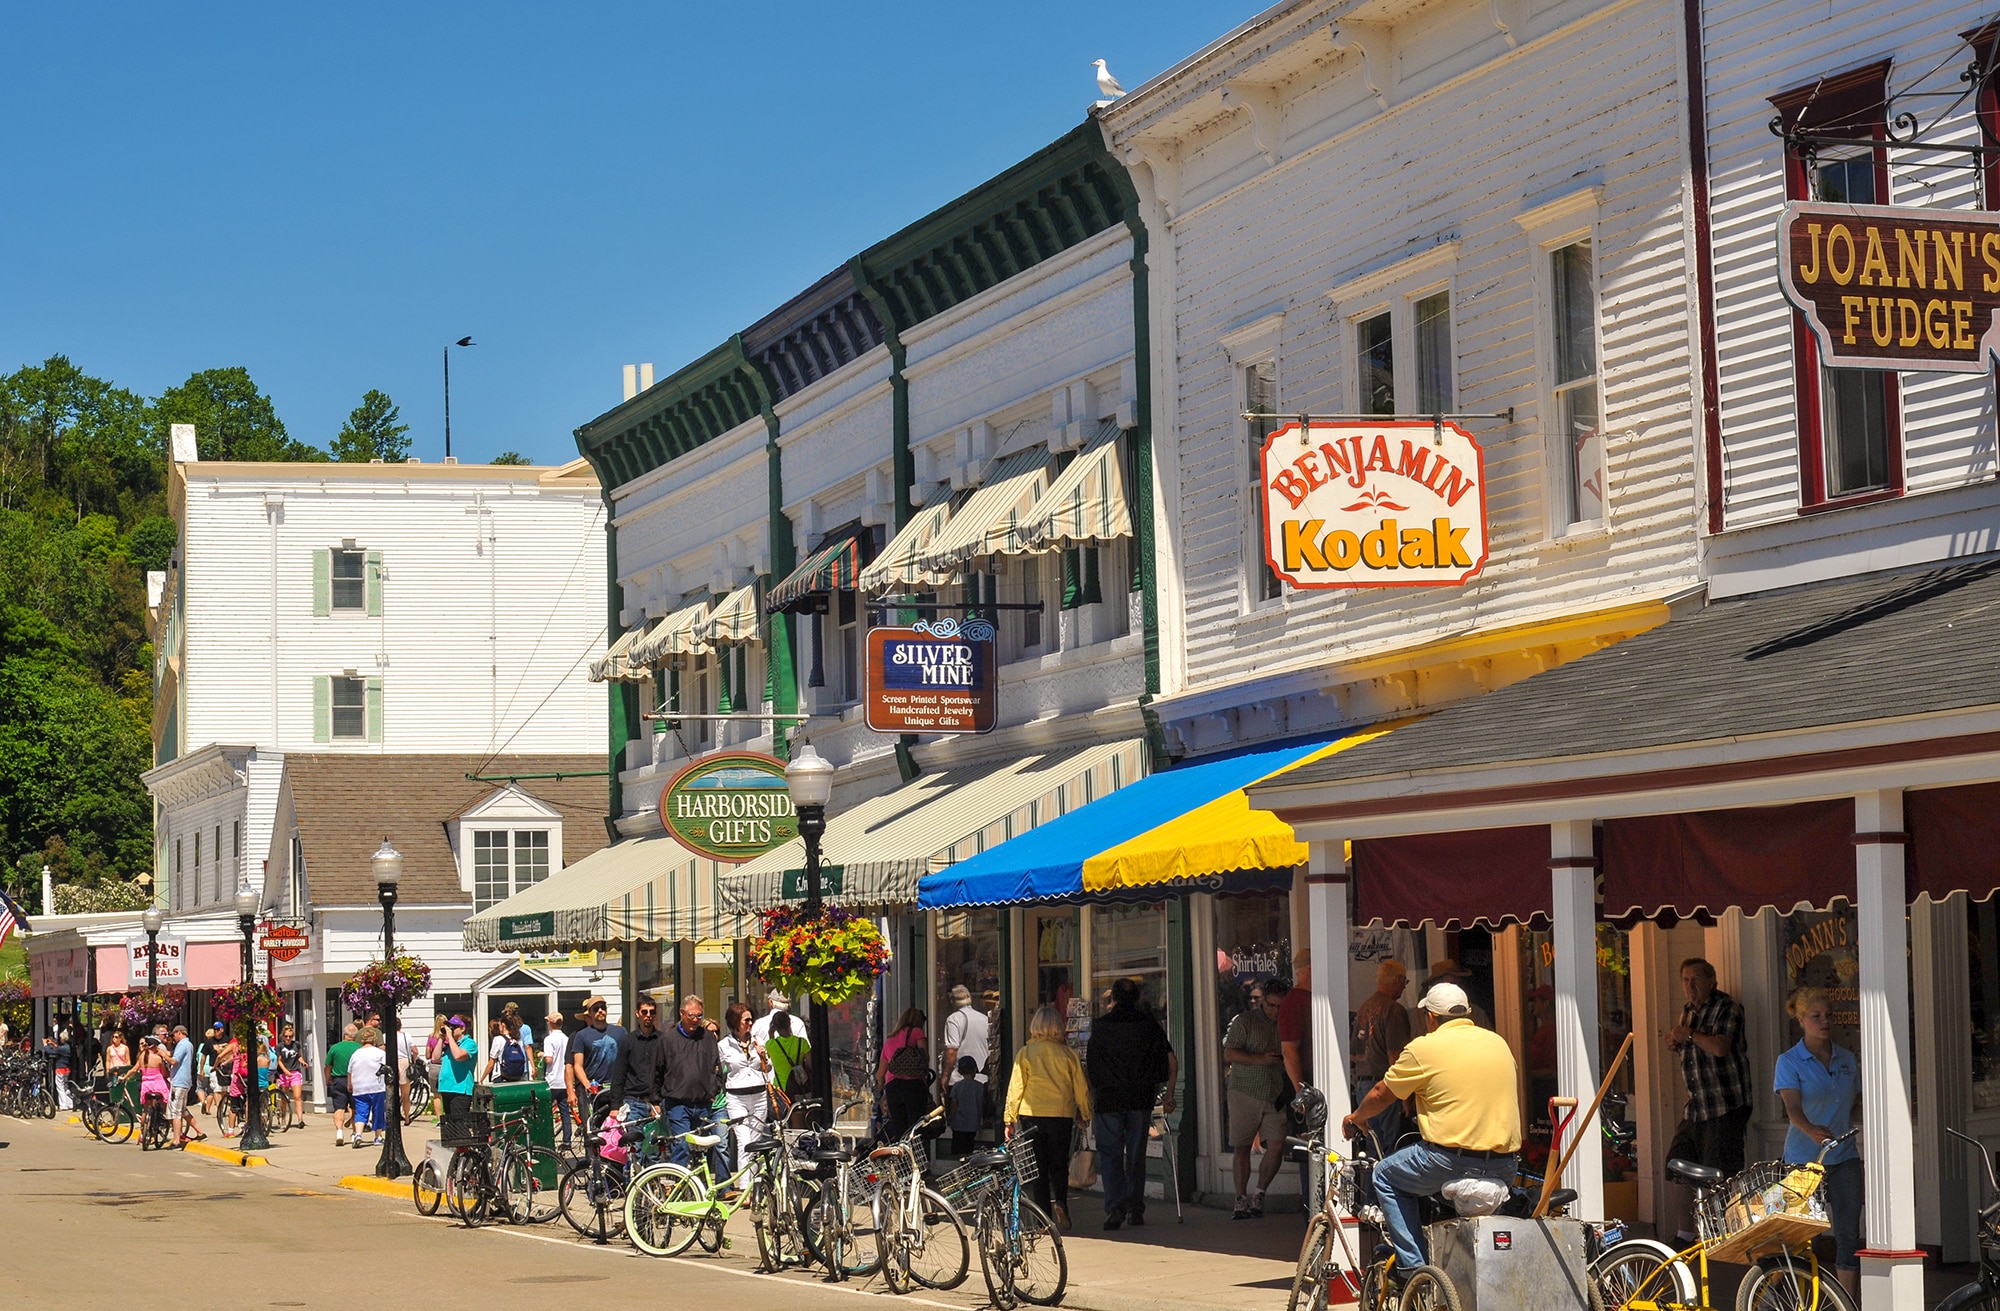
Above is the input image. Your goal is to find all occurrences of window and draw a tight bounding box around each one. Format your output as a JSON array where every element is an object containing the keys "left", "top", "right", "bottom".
[
  {"left": 214, "top": 825, "right": 222, "bottom": 875},
  {"left": 1022, "top": 556, "right": 1045, "bottom": 650},
  {"left": 1357, "top": 313, "right": 1395, "bottom": 415},
  {"left": 330, "top": 548, "right": 365, "bottom": 610},
  {"left": 1243, "top": 361, "right": 1281, "bottom": 605},
  {"left": 330, "top": 675, "right": 366, "bottom": 739},
  {"left": 1550, "top": 240, "right": 1605, "bottom": 526},
  {"left": 1772, "top": 61, "right": 1901, "bottom": 508},
  {"left": 174, "top": 837, "right": 182, "bottom": 875},
  {"left": 232, "top": 820, "right": 241, "bottom": 859},
  {"left": 474, "top": 829, "right": 553, "bottom": 911},
  {"left": 194, "top": 829, "right": 201, "bottom": 870},
  {"left": 1415, "top": 290, "right": 1453, "bottom": 415},
  {"left": 837, "top": 589, "right": 860, "bottom": 705}
]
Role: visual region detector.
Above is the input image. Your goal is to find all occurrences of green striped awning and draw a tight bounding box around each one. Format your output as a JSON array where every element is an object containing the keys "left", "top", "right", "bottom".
[
  {"left": 698, "top": 584, "right": 761, "bottom": 647},
  {"left": 630, "top": 599, "right": 712, "bottom": 667},
  {"left": 462, "top": 833, "right": 752, "bottom": 953},
  {"left": 767, "top": 528, "right": 869, "bottom": 614},
  {"left": 910, "top": 448, "right": 1052, "bottom": 577},
  {"left": 1019, "top": 421, "right": 1131, "bottom": 550},
  {"left": 588, "top": 624, "right": 650, "bottom": 684},
  {"left": 859, "top": 500, "right": 954, "bottom": 595}
]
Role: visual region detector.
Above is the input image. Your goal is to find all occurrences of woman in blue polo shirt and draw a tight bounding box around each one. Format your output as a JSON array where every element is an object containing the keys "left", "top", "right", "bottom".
[{"left": 1774, "top": 987, "right": 1860, "bottom": 1302}]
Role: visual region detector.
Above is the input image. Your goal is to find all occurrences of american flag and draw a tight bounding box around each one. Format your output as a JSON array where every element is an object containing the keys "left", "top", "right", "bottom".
[{"left": 0, "top": 888, "right": 27, "bottom": 948}]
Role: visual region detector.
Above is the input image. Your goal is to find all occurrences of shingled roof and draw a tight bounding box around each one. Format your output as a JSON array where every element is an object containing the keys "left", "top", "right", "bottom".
[
  {"left": 1257, "top": 555, "right": 2000, "bottom": 797},
  {"left": 286, "top": 754, "right": 609, "bottom": 908}
]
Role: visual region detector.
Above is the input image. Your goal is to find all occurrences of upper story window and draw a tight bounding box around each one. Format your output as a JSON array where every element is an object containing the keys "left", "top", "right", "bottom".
[
  {"left": 1350, "top": 289, "right": 1455, "bottom": 418},
  {"left": 331, "top": 548, "right": 365, "bottom": 610},
  {"left": 331, "top": 675, "right": 366, "bottom": 739},
  {"left": 314, "top": 544, "right": 381, "bottom": 616},
  {"left": 315, "top": 673, "right": 382, "bottom": 743},
  {"left": 1243, "top": 361, "right": 1282, "bottom": 607},
  {"left": 1550, "top": 240, "right": 1605, "bottom": 527},
  {"left": 473, "top": 829, "right": 551, "bottom": 912},
  {"left": 1772, "top": 61, "right": 1901, "bottom": 510}
]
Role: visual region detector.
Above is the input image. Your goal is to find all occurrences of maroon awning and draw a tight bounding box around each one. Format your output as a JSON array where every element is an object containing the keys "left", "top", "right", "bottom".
[
  {"left": 1353, "top": 826, "right": 1552, "bottom": 928},
  {"left": 1908, "top": 782, "right": 2000, "bottom": 903},
  {"left": 1601, "top": 800, "right": 1854, "bottom": 920}
]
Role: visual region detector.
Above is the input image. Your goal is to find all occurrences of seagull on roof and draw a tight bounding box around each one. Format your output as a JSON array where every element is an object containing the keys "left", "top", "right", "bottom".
[{"left": 1094, "top": 59, "right": 1126, "bottom": 100}]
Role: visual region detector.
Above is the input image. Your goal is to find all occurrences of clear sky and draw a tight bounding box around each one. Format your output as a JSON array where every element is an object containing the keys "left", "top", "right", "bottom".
[{"left": 3, "top": 4, "right": 1250, "bottom": 466}]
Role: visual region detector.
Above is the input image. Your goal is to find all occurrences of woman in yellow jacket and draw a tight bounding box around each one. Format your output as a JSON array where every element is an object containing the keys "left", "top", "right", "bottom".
[{"left": 1004, "top": 1004, "right": 1092, "bottom": 1230}]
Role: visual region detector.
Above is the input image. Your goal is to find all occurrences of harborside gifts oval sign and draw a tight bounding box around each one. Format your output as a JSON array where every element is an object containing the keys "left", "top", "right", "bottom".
[
  {"left": 1261, "top": 421, "right": 1489, "bottom": 589},
  {"left": 659, "top": 751, "right": 798, "bottom": 863}
]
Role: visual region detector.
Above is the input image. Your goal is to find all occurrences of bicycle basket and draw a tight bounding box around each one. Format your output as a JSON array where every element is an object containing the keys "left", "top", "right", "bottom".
[
  {"left": 438, "top": 1111, "right": 491, "bottom": 1149},
  {"left": 1006, "top": 1132, "right": 1041, "bottom": 1185},
  {"left": 1697, "top": 1160, "right": 1830, "bottom": 1263}
]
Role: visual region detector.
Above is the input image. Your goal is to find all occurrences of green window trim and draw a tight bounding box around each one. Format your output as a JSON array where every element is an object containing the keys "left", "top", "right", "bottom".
[
  {"left": 312, "top": 548, "right": 331, "bottom": 616},
  {"left": 365, "top": 676, "right": 384, "bottom": 743},
  {"left": 312, "top": 675, "right": 331, "bottom": 742}
]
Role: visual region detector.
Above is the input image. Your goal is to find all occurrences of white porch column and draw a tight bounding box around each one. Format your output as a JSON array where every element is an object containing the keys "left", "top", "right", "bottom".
[
  {"left": 1853, "top": 790, "right": 1921, "bottom": 1310},
  {"left": 1550, "top": 819, "right": 1604, "bottom": 1220},
  {"left": 1307, "top": 839, "right": 1352, "bottom": 1127}
]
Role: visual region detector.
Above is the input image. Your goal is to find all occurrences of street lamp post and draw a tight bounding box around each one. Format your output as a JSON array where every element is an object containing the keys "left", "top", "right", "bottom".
[
  {"left": 443, "top": 336, "right": 475, "bottom": 460},
  {"left": 233, "top": 882, "right": 270, "bottom": 1152},
  {"left": 372, "top": 839, "right": 411, "bottom": 1179},
  {"left": 141, "top": 907, "right": 163, "bottom": 991},
  {"left": 784, "top": 742, "right": 837, "bottom": 1128}
]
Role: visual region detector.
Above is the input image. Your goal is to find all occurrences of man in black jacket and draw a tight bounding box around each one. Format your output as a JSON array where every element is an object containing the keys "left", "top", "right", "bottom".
[
  {"left": 656, "top": 994, "right": 723, "bottom": 1174},
  {"left": 609, "top": 996, "right": 666, "bottom": 1125},
  {"left": 1085, "top": 977, "right": 1178, "bottom": 1231}
]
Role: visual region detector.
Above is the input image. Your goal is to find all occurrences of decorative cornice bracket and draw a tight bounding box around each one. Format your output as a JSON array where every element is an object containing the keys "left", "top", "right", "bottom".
[
  {"left": 1330, "top": 20, "right": 1398, "bottom": 110},
  {"left": 1220, "top": 81, "right": 1285, "bottom": 165}
]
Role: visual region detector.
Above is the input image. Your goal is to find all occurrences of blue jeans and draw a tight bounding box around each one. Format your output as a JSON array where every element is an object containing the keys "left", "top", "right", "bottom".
[
  {"left": 1372, "top": 1141, "right": 1518, "bottom": 1271},
  {"left": 1820, "top": 1157, "right": 1863, "bottom": 1270},
  {"left": 665, "top": 1099, "right": 726, "bottom": 1177},
  {"left": 1094, "top": 1110, "right": 1150, "bottom": 1218}
]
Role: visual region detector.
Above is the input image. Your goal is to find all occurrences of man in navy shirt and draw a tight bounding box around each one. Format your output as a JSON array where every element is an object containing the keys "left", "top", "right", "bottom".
[{"left": 568, "top": 996, "right": 626, "bottom": 1131}]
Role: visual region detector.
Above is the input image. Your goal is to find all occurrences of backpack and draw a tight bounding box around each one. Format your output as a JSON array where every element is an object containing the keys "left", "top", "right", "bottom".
[{"left": 501, "top": 1037, "right": 527, "bottom": 1080}]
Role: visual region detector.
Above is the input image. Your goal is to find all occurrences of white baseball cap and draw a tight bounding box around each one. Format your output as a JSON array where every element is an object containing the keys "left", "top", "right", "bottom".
[{"left": 1420, "top": 982, "right": 1472, "bottom": 1017}]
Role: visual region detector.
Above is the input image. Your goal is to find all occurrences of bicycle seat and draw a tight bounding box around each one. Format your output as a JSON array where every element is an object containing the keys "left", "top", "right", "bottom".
[
  {"left": 1667, "top": 1158, "right": 1725, "bottom": 1185},
  {"left": 744, "top": 1136, "right": 781, "bottom": 1156},
  {"left": 683, "top": 1132, "right": 724, "bottom": 1149},
  {"left": 964, "top": 1150, "right": 1010, "bottom": 1170},
  {"left": 813, "top": 1147, "right": 853, "bottom": 1163},
  {"left": 1545, "top": 1188, "right": 1578, "bottom": 1211}
]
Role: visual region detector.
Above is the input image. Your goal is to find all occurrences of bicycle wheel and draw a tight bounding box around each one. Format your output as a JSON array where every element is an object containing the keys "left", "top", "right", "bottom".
[
  {"left": 1593, "top": 1238, "right": 1695, "bottom": 1308},
  {"left": 412, "top": 1160, "right": 444, "bottom": 1215},
  {"left": 625, "top": 1163, "right": 708, "bottom": 1257},
  {"left": 1735, "top": 1254, "right": 1858, "bottom": 1311},
  {"left": 902, "top": 1185, "right": 971, "bottom": 1291},
  {"left": 404, "top": 1075, "right": 430, "bottom": 1124},
  {"left": 1288, "top": 1214, "right": 1332, "bottom": 1311},
  {"left": 804, "top": 1168, "right": 883, "bottom": 1280},
  {"left": 446, "top": 1149, "right": 490, "bottom": 1228},
  {"left": 143, "top": 1101, "right": 171, "bottom": 1151},
  {"left": 265, "top": 1090, "right": 289, "bottom": 1133},
  {"left": 977, "top": 1200, "right": 1019, "bottom": 1311},
  {"left": 559, "top": 1158, "right": 627, "bottom": 1244},
  {"left": 1399, "top": 1266, "right": 1463, "bottom": 1311},
  {"left": 1009, "top": 1198, "right": 1067, "bottom": 1307},
  {"left": 498, "top": 1145, "right": 536, "bottom": 1225},
  {"left": 753, "top": 1172, "right": 812, "bottom": 1271},
  {"left": 106, "top": 1102, "right": 136, "bottom": 1143},
  {"left": 514, "top": 1146, "right": 564, "bottom": 1224}
]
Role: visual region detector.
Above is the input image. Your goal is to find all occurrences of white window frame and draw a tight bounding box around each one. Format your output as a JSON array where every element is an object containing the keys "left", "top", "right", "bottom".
[
  {"left": 1517, "top": 187, "right": 1609, "bottom": 540},
  {"left": 469, "top": 827, "right": 556, "bottom": 913},
  {"left": 1219, "top": 308, "right": 1288, "bottom": 616},
  {"left": 329, "top": 546, "right": 367, "bottom": 611},
  {"left": 329, "top": 674, "right": 368, "bottom": 740},
  {"left": 1327, "top": 241, "right": 1461, "bottom": 422}
]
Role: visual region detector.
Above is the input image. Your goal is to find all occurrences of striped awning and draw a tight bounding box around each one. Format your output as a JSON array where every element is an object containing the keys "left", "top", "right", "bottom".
[
  {"left": 911, "top": 448, "right": 1052, "bottom": 576},
  {"left": 699, "top": 584, "right": 761, "bottom": 647},
  {"left": 858, "top": 501, "right": 954, "bottom": 595},
  {"left": 768, "top": 527, "right": 869, "bottom": 614},
  {"left": 461, "top": 833, "right": 753, "bottom": 953},
  {"left": 629, "top": 600, "right": 712, "bottom": 667},
  {"left": 1019, "top": 421, "right": 1131, "bottom": 551},
  {"left": 588, "top": 625, "right": 649, "bottom": 684},
  {"left": 720, "top": 739, "right": 1148, "bottom": 912}
]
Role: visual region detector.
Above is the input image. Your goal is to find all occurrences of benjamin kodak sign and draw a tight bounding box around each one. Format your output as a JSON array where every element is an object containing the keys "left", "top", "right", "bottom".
[
  {"left": 1778, "top": 201, "right": 2000, "bottom": 374},
  {"left": 658, "top": 751, "right": 798, "bottom": 863}
]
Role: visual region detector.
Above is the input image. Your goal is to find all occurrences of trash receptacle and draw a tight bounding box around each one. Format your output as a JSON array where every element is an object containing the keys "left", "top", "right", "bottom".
[{"left": 487, "top": 1081, "right": 558, "bottom": 1188}]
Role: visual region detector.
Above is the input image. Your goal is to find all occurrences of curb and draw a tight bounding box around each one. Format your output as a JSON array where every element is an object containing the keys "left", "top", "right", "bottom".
[
  {"left": 183, "top": 1140, "right": 269, "bottom": 1168},
  {"left": 337, "top": 1174, "right": 412, "bottom": 1200}
]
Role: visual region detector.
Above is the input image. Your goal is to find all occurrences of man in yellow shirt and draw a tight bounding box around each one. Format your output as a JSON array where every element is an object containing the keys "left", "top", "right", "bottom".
[{"left": 1341, "top": 981, "right": 1520, "bottom": 1277}]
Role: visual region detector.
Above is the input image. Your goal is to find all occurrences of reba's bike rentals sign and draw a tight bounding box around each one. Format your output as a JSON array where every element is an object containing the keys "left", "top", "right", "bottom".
[
  {"left": 658, "top": 752, "right": 799, "bottom": 862},
  {"left": 1777, "top": 201, "right": 2000, "bottom": 373},
  {"left": 1261, "top": 421, "right": 1489, "bottom": 589},
  {"left": 866, "top": 618, "right": 998, "bottom": 734}
]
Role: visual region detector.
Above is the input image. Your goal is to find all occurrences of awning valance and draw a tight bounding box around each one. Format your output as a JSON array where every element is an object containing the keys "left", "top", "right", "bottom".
[
  {"left": 1600, "top": 801, "right": 1855, "bottom": 921},
  {"left": 721, "top": 739, "right": 1148, "bottom": 912},
  {"left": 1018, "top": 421, "right": 1131, "bottom": 552},
  {"left": 768, "top": 527, "right": 870, "bottom": 614},
  {"left": 1353, "top": 828, "right": 1553, "bottom": 928},
  {"left": 699, "top": 584, "right": 761, "bottom": 647},
  {"left": 910, "top": 449, "right": 1053, "bottom": 577},
  {"left": 918, "top": 736, "right": 1351, "bottom": 910},
  {"left": 462, "top": 833, "right": 752, "bottom": 953},
  {"left": 589, "top": 625, "right": 649, "bottom": 684},
  {"left": 859, "top": 501, "right": 954, "bottom": 595},
  {"left": 629, "top": 600, "right": 712, "bottom": 667}
]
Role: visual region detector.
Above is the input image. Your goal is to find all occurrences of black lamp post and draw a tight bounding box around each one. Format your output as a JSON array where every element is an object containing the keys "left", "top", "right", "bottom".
[
  {"left": 784, "top": 741, "right": 836, "bottom": 1128},
  {"left": 141, "top": 907, "right": 163, "bottom": 991},
  {"left": 444, "top": 336, "right": 474, "bottom": 460},
  {"left": 372, "top": 839, "right": 411, "bottom": 1178},
  {"left": 233, "top": 882, "right": 271, "bottom": 1152}
]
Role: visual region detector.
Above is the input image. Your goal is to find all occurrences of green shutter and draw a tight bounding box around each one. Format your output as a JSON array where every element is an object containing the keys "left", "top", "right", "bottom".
[
  {"left": 1080, "top": 547, "right": 1103, "bottom": 606},
  {"left": 312, "top": 675, "right": 331, "bottom": 742},
  {"left": 312, "top": 548, "right": 331, "bottom": 616},
  {"left": 365, "top": 676, "right": 384, "bottom": 742},
  {"left": 1062, "top": 547, "right": 1082, "bottom": 610},
  {"left": 365, "top": 549, "right": 383, "bottom": 616},
  {"left": 717, "top": 651, "right": 734, "bottom": 715}
]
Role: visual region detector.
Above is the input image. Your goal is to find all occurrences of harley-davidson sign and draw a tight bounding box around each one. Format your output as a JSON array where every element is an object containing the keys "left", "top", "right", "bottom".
[
  {"left": 1777, "top": 201, "right": 2000, "bottom": 374},
  {"left": 1261, "top": 421, "right": 1489, "bottom": 589}
]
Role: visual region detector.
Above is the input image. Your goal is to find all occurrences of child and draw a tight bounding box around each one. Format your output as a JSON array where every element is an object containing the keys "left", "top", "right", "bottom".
[{"left": 947, "top": 1055, "right": 984, "bottom": 1158}]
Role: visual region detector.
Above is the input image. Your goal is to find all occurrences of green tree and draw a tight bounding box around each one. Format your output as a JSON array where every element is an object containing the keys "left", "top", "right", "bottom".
[
  {"left": 0, "top": 355, "right": 155, "bottom": 519},
  {"left": 154, "top": 367, "right": 325, "bottom": 463},
  {"left": 126, "top": 515, "right": 178, "bottom": 571},
  {"left": 491, "top": 450, "right": 531, "bottom": 465},
  {"left": 330, "top": 389, "right": 412, "bottom": 462}
]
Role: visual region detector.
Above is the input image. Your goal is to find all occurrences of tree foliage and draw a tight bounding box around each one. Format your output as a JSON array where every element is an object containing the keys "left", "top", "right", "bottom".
[
  {"left": 331, "top": 388, "right": 411, "bottom": 463},
  {"left": 154, "top": 367, "right": 324, "bottom": 464},
  {"left": 490, "top": 450, "right": 531, "bottom": 465}
]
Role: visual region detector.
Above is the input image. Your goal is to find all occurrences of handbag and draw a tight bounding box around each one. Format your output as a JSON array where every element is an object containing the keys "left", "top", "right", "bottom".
[
  {"left": 1069, "top": 1125, "right": 1099, "bottom": 1190},
  {"left": 887, "top": 1035, "right": 929, "bottom": 1080}
]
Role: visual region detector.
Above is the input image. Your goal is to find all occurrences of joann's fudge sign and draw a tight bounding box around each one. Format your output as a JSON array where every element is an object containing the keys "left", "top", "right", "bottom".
[
  {"left": 866, "top": 618, "right": 998, "bottom": 735},
  {"left": 1778, "top": 201, "right": 2000, "bottom": 373}
]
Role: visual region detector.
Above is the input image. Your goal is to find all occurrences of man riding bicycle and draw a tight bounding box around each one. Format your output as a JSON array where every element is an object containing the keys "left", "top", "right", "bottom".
[{"left": 1341, "top": 981, "right": 1520, "bottom": 1289}]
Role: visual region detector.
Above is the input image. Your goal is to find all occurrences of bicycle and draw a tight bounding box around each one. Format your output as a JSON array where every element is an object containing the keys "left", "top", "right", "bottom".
[
  {"left": 557, "top": 1102, "right": 663, "bottom": 1243},
  {"left": 1599, "top": 1129, "right": 1860, "bottom": 1311},
  {"left": 438, "top": 1108, "right": 561, "bottom": 1228},
  {"left": 138, "top": 1085, "right": 172, "bottom": 1151},
  {"left": 936, "top": 1128, "right": 1066, "bottom": 1309},
  {"left": 867, "top": 1105, "right": 971, "bottom": 1292},
  {"left": 264, "top": 1084, "right": 297, "bottom": 1133},
  {"left": 1939, "top": 1123, "right": 2000, "bottom": 1310},
  {"left": 624, "top": 1122, "right": 762, "bottom": 1258},
  {"left": 404, "top": 1059, "right": 432, "bottom": 1125},
  {"left": 749, "top": 1097, "right": 825, "bottom": 1273}
]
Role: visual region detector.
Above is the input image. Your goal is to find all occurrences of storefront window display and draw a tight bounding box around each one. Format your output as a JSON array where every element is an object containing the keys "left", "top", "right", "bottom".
[
  {"left": 692, "top": 938, "right": 738, "bottom": 1018},
  {"left": 1781, "top": 904, "right": 1859, "bottom": 1052},
  {"left": 1514, "top": 925, "right": 1635, "bottom": 1190},
  {"left": 1029, "top": 907, "right": 1080, "bottom": 1044},
  {"left": 1214, "top": 893, "right": 1290, "bottom": 1117},
  {"left": 1972, "top": 898, "right": 2000, "bottom": 1109},
  {"left": 1088, "top": 902, "right": 1168, "bottom": 1073},
  {"left": 936, "top": 909, "right": 1005, "bottom": 1043}
]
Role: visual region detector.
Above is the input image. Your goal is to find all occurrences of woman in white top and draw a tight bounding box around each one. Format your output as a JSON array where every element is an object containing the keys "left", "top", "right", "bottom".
[
  {"left": 346, "top": 1028, "right": 389, "bottom": 1149},
  {"left": 718, "top": 1003, "right": 770, "bottom": 1179}
]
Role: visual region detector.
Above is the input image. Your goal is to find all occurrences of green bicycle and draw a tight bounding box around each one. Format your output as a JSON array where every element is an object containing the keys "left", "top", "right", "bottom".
[{"left": 624, "top": 1122, "right": 800, "bottom": 1260}]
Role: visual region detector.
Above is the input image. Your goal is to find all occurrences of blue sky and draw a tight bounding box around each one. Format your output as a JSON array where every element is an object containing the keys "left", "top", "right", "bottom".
[{"left": 3, "top": 4, "right": 1247, "bottom": 466}]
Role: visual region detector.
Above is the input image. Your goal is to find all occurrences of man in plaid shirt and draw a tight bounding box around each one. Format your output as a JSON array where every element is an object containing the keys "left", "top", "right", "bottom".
[{"left": 1665, "top": 957, "right": 1751, "bottom": 1179}]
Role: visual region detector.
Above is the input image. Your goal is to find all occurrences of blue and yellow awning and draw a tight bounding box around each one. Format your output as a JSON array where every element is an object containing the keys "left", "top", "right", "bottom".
[{"left": 915, "top": 726, "right": 1402, "bottom": 909}]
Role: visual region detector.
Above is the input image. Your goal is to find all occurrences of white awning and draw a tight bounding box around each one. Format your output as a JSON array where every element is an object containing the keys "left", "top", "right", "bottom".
[
  {"left": 1018, "top": 421, "right": 1131, "bottom": 551},
  {"left": 858, "top": 501, "right": 954, "bottom": 595},
  {"left": 629, "top": 600, "right": 712, "bottom": 667},
  {"left": 698, "top": 584, "right": 761, "bottom": 647},
  {"left": 588, "top": 625, "right": 649, "bottom": 684},
  {"left": 462, "top": 833, "right": 753, "bottom": 952},
  {"left": 910, "top": 448, "right": 1052, "bottom": 577}
]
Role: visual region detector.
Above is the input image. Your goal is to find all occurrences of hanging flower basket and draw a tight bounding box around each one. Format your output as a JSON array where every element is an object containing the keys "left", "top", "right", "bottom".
[
  {"left": 214, "top": 980, "right": 285, "bottom": 1029},
  {"left": 116, "top": 987, "right": 186, "bottom": 1029},
  {"left": 341, "top": 953, "right": 433, "bottom": 1016},
  {"left": 750, "top": 905, "right": 890, "bottom": 1005},
  {"left": 0, "top": 978, "right": 30, "bottom": 1036}
]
